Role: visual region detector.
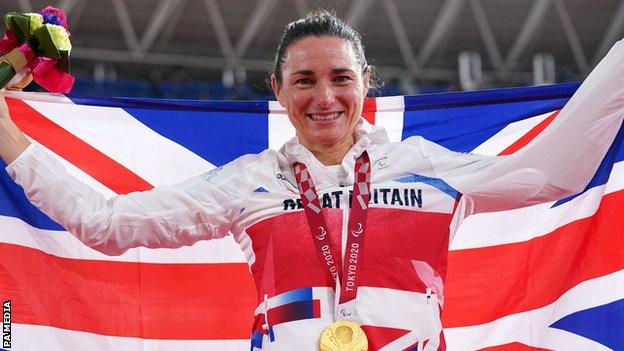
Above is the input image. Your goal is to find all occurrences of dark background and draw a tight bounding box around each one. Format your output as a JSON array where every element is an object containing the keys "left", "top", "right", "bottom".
[{"left": 2, "top": 0, "right": 622, "bottom": 99}]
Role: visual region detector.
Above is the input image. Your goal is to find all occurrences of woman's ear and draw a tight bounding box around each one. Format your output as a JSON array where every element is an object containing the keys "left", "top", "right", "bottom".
[
  {"left": 271, "top": 74, "right": 285, "bottom": 107},
  {"left": 363, "top": 66, "right": 371, "bottom": 97}
]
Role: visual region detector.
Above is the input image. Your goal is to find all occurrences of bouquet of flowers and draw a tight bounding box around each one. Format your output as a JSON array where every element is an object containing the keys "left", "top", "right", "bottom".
[{"left": 0, "top": 6, "right": 74, "bottom": 93}]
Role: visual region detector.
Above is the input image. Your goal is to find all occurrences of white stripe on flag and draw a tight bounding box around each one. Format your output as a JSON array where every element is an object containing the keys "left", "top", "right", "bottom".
[
  {"left": 10, "top": 323, "right": 249, "bottom": 351},
  {"left": 470, "top": 111, "right": 555, "bottom": 155},
  {"left": 605, "top": 160, "right": 624, "bottom": 194},
  {"left": 0, "top": 215, "right": 247, "bottom": 264},
  {"left": 450, "top": 161, "right": 624, "bottom": 250},
  {"left": 30, "top": 139, "right": 117, "bottom": 197},
  {"left": 268, "top": 101, "right": 295, "bottom": 151},
  {"left": 5, "top": 91, "right": 73, "bottom": 104},
  {"left": 444, "top": 269, "right": 624, "bottom": 350},
  {"left": 374, "top": 96, "right": 405, "bottom": 142},
  {"left": 23, "top": 98, "right": 215, "bottom": 185}
]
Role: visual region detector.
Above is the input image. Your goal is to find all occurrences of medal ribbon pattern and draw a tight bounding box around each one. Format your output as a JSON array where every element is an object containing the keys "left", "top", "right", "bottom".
[{"left": 293, "top": 152, "right": 372, "bottom": 312}]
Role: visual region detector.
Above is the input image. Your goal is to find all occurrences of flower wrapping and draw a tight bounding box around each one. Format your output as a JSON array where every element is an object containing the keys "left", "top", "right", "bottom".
[{"left": 0, "top": 6, "right": 73, "bottom": 93}]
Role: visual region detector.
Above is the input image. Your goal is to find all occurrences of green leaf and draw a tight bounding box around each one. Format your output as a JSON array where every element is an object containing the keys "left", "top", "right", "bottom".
[
  {"left": 33, "top": 25, "right": 61, "bottom": 59},
  {"left": 0, "top": 61, "right": 17, "bottom": 89},
  {"left": 5, "top": 13, "right": 31, "bottom": 43},
  {"left": 57, "top": 51, "right": 70, "bottom": 73}
]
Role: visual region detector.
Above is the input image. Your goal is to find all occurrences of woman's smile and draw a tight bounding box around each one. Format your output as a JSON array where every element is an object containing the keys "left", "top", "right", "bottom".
[{"left": 307, "top": 111, "right": 342, "bottom": 122}]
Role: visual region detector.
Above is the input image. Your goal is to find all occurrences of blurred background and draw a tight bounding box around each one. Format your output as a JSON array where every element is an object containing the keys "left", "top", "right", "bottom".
[{"left": 2, "top": 0, "right": 623, "bottom": 100}]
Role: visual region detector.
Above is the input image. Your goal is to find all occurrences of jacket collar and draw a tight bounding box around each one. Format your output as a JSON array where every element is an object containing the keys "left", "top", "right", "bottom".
[{"left": 279, "top": 118, "right": 389, "bottom": 187}]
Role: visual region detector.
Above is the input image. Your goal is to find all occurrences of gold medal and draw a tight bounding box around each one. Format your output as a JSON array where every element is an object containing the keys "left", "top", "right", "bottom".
[{"left": 319, "top": 320, "right": 368, "bottom": 351}]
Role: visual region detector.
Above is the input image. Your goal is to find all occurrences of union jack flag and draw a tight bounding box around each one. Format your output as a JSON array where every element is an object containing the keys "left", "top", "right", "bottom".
[{"left": 0, "top": 82, "right": 622, "bottom": 350}]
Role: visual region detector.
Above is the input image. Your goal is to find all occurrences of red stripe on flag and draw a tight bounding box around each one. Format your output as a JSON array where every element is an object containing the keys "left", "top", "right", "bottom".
[
  {"left": 498, "top": 110, "right": 559, "bottom": 155},
  {"left": 443, "top": 189, "right": 624, "bottom": 327},
  {"left": 363, "top": 97, "right": 376, "bottom": 125},
  {"left": 6, "top": 98, "right": 153, "bottom": 194},
  {"left": 361, "top": 325, "right": 410, "bottom": 350},
  {"left": 479, "top": 343, "right": 554, "bottom": 351},
  {"left": 0, "top": 243, "right": 256, "bottom": 339}
]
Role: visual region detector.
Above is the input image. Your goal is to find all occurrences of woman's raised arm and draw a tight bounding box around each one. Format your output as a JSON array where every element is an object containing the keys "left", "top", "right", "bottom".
[
  {"left": 427, "top": 40, "right": 624, "bottom": 214},
  {"left": 2, "top": 92, "right": 260, "bottom": 255},
  {"left": 0, "top": 91, "right": 31, "bottom": 164}
]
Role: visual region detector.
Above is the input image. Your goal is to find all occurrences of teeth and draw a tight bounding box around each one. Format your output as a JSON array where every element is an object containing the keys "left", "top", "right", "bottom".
[{"left": 308, "top": 112, "right": 340, "bottom": 121}]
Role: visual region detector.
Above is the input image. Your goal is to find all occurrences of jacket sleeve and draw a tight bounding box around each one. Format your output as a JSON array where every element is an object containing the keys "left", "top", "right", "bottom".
[
  {"left": 6, "top": 143, "right": 256, "bottom": 255},
  {"left": 426, "top": 39, "right": 624, "bottom": 214}
]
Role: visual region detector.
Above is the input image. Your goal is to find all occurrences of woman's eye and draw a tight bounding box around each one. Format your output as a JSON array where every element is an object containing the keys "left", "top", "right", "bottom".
[
  {"left": 294, "top": 78, "right": 313, "bottom": 85},
  {"left": 334, "top": 76, "right": 352, "bottom": 83}
]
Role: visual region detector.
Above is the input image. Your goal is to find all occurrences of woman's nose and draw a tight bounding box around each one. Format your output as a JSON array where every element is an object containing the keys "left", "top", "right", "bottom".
[{"left": 313, "top": 83, "right": 335, "bottom": 108}]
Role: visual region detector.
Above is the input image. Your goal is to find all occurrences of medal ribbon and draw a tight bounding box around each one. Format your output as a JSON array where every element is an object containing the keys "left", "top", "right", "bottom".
[{"left": 293, "top": 152, "right": 371, "bottom": 307}]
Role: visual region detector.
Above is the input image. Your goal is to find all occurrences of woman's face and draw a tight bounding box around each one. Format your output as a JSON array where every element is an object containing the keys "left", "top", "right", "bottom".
[{"left": 272, "top": 36, "right": 370, "bottom": 151}]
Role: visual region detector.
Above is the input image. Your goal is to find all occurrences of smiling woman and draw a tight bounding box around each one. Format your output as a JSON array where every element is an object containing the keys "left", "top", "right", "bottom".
[
  {"left": 272, "top": 35, "right": 370, "bottom": 166},
  {"left": 1, "top": 9, "right": 624, "bottom": 351},
  {"left": 270, "top": 12, "right": 373, "bottom": 166}
]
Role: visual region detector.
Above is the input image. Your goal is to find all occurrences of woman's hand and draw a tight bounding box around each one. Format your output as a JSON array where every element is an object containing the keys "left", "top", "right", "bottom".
[
  {"left": 0, "top": 89, "right": 31, "bottom": 164},
  {"left": 5, "top": 71, "right": 34, "bottom": 91},
  {"left": 1, "top": 69, "right": 33, "bottom": 122},
  {"left": 0, "top": 90, "right": 10, "bottom": 122}
]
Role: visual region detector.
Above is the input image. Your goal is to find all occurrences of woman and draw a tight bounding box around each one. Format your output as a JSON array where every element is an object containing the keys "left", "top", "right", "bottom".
[{"left": 1, "top": 12, "right": 623, "bottom": 351}]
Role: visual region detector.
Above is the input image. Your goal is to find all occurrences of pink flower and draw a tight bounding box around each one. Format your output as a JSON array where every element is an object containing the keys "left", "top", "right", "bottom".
[{"left": 40, "top": 6, "right": 69, "bottom": 30}]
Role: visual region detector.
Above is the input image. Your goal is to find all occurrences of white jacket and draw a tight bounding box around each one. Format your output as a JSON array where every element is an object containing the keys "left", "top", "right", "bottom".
[{"left": 7, "top": 40, "right": 624, "bottom": 351}]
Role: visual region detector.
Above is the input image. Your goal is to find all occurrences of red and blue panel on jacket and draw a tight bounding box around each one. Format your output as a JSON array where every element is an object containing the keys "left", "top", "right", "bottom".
[
  {"left": 250, "top": 287, "right": 320, "bottom": 349},
  {"left": 267, "top": 287, "right": 321, "bottom": 325}
]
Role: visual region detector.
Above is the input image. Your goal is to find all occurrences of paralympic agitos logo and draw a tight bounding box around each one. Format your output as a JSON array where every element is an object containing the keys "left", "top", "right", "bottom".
[
  {"left": 351, "top": 223, "right": 363, "bottom": 237},
  {"left": 315, "top": 226, "right": 327, "bottom": 241}
]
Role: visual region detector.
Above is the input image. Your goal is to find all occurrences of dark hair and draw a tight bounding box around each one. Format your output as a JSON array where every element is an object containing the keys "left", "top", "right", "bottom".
[{"left": 271, "top": 10, "right": 380, "bottom": 92}]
